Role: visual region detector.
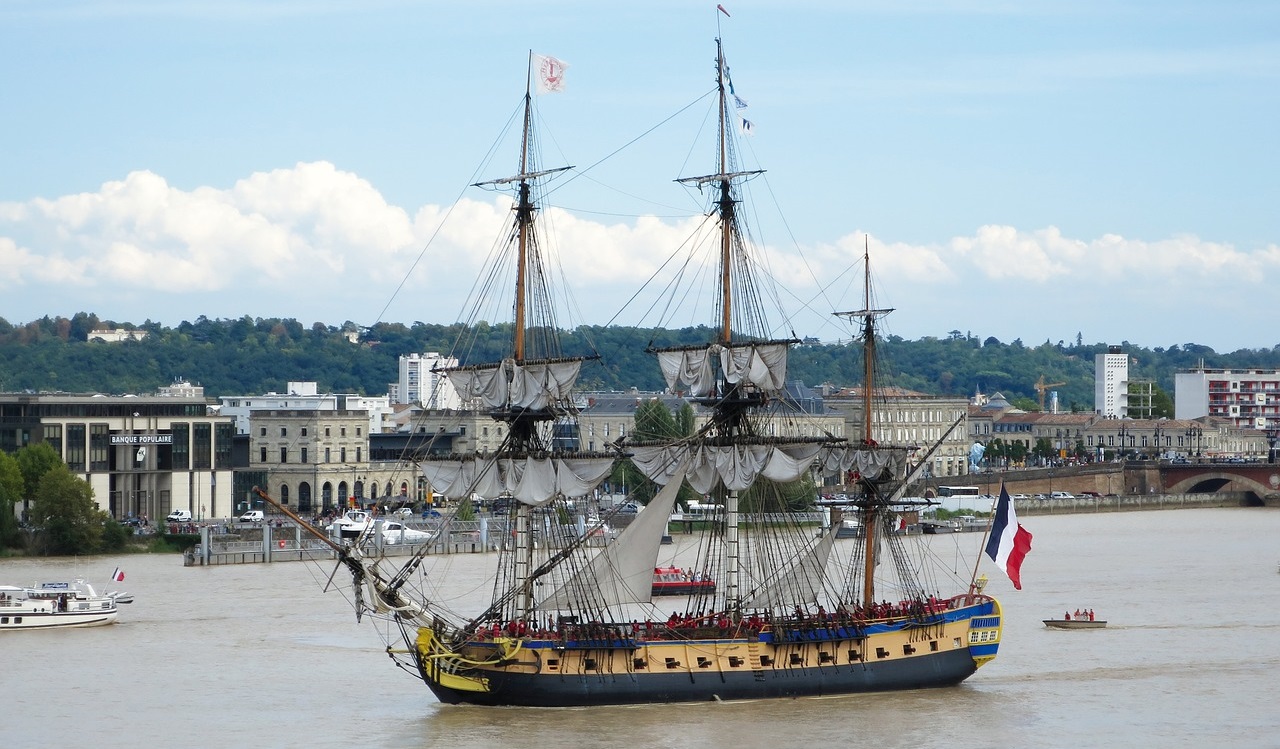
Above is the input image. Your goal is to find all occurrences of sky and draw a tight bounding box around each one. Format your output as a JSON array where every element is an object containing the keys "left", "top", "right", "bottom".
[{"left": 2, "top": 1, "right": 1278, "bottom": 353}]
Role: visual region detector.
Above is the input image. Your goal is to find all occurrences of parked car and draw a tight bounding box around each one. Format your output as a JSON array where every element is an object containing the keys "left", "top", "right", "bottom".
[
  {"left": 165, "top": 509, "right": 192, "bottom": 523},
  {"left": 1049, "top": 491, "right": 1075, "bottom": 499},
  {"left": 238, "top": 510, "right": 264, "bottom": 523}
]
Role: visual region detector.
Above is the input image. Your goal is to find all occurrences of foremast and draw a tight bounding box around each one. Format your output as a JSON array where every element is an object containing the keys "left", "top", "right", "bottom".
[{"left": 420, "top": 54, "right": 614, "bottom": 627}]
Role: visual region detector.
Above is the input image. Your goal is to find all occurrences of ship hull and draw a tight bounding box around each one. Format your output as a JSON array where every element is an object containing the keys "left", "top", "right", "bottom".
[{"left": 415, "top": 599, "right": 1002, "bottom": 707}]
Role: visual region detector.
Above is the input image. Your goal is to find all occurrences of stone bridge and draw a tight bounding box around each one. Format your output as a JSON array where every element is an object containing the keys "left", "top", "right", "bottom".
[{"left": 1159, "top": 462, "right": 1280, "bottom": 505}]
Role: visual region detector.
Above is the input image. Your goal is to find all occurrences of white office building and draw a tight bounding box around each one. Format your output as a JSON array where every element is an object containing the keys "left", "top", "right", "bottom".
[
  {"left": 392, "top": 352, "right": 461, "bottom": 409},
  {"left": 1095, "top": 346, "right": 1129, "bottom": 418}
]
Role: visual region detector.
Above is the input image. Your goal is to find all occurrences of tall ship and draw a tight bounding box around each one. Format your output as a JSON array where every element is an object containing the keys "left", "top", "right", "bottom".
[{"left": 258, "top": 33, "right": 1003, "bottom": 707}]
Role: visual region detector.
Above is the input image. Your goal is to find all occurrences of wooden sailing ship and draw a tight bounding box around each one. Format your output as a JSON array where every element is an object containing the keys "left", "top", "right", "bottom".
[{"left": 257, "top": 31, "right": 1005, "bottom": 707}]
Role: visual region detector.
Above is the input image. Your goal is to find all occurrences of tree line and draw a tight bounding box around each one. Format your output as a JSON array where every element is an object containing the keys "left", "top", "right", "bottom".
[{"left": 3, "top": 313, "right": 1280, "bottom": 410}]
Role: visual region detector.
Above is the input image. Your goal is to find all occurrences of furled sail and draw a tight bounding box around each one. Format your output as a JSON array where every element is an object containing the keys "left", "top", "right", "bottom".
[
  {"left": 538, "top": 457, "right": 690, "bottom": 610},
  {"left": 444, "top": 358, "right": 583, "bottom": 411},
  {"left": 818, "top": 444, "right": 909, "bottom": 482},
  {"left": 629, "top": 441, "right": 823, "bottom": 493},
  {"left": 419, "top": 455, "right": 613, "bottom": 506},
  {"left": 741, "top": 525, "right": 839, "bottom": 609},
  {"left": 656, "top": 342, "right": 789, "bottom": 398}
]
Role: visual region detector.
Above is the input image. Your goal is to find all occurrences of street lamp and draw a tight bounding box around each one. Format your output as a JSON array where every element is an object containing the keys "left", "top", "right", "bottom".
[
  {"left": 1116, "top": 422, "right": 1129, "bottom": 461},
  {"left": 1184, "top": 424, "right": 1202, "bottom": 460},
  {"left": 1152, "top": 422, "right": 1163, "bottom": 461}
]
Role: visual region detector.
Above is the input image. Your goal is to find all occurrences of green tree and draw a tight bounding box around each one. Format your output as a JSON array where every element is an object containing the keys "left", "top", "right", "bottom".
[
  {"left": 29, "top": 465, "right": 107, "bottom": 555},
  {"left": 16, "top": 442, "right": 62, "bottom": 521},
  {"left": 0, "top": 451, "right": 24, "bottom": 547}
]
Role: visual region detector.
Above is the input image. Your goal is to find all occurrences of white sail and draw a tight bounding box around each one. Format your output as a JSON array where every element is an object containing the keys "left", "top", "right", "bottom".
[
  {"left": 538, "top": 458, "right": 690, "bottom": 610},
  {"left": 420, "top": 455, "right": 613, "bottom": 506},
  {"left": 657, "top": 348, "right": 716, "bottom": 397},
  {"left": 741, "top": 525, "right": 839, "bottom": 609},
  {"left": 444, "top": 358, "right": 583, "bottom": 410},
  {"left": 630, "top": 442, "right": 823, "bottom": 493},
  {"left": 819, "top": 444, "right": 908, "bottom": 482},
  {"left": 720, "top": 342, "right": 788, "bottom": 393},
  {"left": 656, "top": 342, "right": 789, "bottom": 397}
]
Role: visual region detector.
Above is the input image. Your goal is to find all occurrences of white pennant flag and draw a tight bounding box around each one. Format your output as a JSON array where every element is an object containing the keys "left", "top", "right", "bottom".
[{"left": 532, "top": 53, "right": 569, "bottom": 94}]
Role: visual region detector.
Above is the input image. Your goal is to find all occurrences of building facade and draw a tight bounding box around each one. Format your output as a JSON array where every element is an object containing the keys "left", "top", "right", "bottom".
[
  {"left": 392, "top": 352, "right": 461, "bottom": 409},
  {"left": 1095, "top": 345, "right": 1129, "bottom": 417},
  {"left": 824, "top": 386, "right": 971, "bottom": 478},
  {"left": 0, "top": 392, "right": 235, "bottom": 521},
  {"left": 1174, "top": 367, "right": 1280, "bottom": 431}
]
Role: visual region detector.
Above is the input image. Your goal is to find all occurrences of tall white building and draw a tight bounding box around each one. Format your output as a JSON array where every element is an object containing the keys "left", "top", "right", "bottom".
[
  {"left": 393, "top": 352, "right": 460, "bottom": 409},
  {"left": 1095, "top": 346, "right": 1129, "bottom": 418}
]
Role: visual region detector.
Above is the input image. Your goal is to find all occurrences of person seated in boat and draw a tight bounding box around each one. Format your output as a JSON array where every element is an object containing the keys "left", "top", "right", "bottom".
[
  {"left": 1088, "top": 609, "right": 1095, "bottom": 621},
  {"left": 1064, "top": 611, "right": 1071, "bottom": 621}
]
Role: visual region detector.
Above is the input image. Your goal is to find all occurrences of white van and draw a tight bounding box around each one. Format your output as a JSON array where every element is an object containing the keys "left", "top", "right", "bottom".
[
  {"left": 1049, "top": 491, "right": 1075, "bottom": 499},
  {"left": 238, "top": 510, "right": 264, "bottom": 523},
  {"left": 166, "top": 509, "right": 192, "bottom": 523}
]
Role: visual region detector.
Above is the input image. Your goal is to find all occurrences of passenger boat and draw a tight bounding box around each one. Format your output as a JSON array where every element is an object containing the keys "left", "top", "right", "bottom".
[
  {"left": 0, "top": 579, "right": 130, "bottom": 630},
  {"left": 254, "top": 26, "right": 1004, "bottom": 707},
  {"left": 1043, "top": 618, "right": 1107, "bottom": 630},
  {"left": 651, "top": 566, "right": 715, "bottom": 596}
]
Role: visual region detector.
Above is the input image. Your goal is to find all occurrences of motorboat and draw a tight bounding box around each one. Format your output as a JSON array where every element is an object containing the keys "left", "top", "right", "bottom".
[{"left": 0, "top": 579, "right": 130, "bottom": 630}]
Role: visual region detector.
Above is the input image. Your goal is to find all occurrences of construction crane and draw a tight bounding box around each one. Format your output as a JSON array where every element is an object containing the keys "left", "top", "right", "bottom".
[{"left": 1034, "top": 375, "right": 1066, "bottom": 412}]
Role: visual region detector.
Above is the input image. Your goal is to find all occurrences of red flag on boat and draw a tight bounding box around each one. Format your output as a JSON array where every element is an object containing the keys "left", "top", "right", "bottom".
[
  {"left": 111, "top": 567, "right": 125, "bottom": 582},
  {"left": 984, "top": 483, "right": 1032, "bottom": 590}
]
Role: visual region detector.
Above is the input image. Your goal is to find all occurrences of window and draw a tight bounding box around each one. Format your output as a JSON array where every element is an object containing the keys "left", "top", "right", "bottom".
[
  {"left": 280, "top": 447, "right": 288, "bottom": 464},
  {"left": 172, "top": 423, "right": 190, "bottom": 470},
  {"left": 301, "top": 427, "right": 308, "bottom": 437},
  {"left": 66, "top": 424, "right": 86, "bottom": 472},
  {"left": 193, "top": 424, "right": 212, "bottom": 469},
  {"left": 325, "top": 448, "right": 331, "bottom": 463},
  {"left": 260, "top": 427, "right": 266, "bottom": 437},
  {"left": 260, "top": 447, "right": 268, "bottom": 463},
  {"left": 214, "top": 423, "right": 233, "bottom": 469},
  {"left": 340, "top": 448, "right": 347, "bottom": 462},
  {"left": 341, "top": 426, "right": 347, "bottom": 437},
  {"left": 356, "top": 447, "right": 361, "bottom": 462},
  {"left": 325, "top": 427, "right": 331, "bottom": 437},
  {"left": 89, "top": 424, "right": 109, "bottom": 472},
  {"left": 356, "top": 427, "right": 362, "bottom": 436},
  {"left": 281, "top": 427, "right": 288, "bottom": 437},
  {"left": 301, "top": 447, "right": 308, "bottom": 463}
]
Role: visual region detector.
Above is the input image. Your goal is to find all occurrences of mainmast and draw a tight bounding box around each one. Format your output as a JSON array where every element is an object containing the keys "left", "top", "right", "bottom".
[{"left": 833, "top": 236, "right": 894, "bottom": 606}]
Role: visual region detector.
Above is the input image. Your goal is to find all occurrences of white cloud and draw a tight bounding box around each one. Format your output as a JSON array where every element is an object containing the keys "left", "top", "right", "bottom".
[{"left": 1, "top": 162, "right": 1277, "bottom": 350}]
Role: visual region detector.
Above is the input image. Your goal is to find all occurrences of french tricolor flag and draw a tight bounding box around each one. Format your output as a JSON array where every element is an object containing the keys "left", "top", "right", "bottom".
[
  {"left": 111, "top": 567, "right": 125, "bottom": 582},
  {"left": 985, "top": 483, "right": 1032, "bottom": 590}
]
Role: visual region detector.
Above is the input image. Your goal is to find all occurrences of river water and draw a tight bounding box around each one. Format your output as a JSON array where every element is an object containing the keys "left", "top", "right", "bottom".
[{"left": 4, "top": 507, "right": 1279, "bottom": 749}]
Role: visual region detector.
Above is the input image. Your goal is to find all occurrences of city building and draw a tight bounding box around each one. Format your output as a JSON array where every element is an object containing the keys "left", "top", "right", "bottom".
[
  {"left": 217, "top": 381, "right": 393, "bottom": 436},
  {"left": 0, "top": 391, "right": 234, "bottom": 521},
  {"left": 390, "top": 352, "right": 461, "bottom": 409},
  {"left": 1095, "top": 345, "right": 1129, "bottom": 417},
  {"left": 824, "top": 386, "right": 970, "bottom": 478},
  {"left": 1174, "top": 367, "right": 1280, "bottom": 431}
]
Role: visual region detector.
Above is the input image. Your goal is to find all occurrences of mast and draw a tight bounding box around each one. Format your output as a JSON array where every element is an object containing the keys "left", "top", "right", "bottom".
[
  {"left": 833, "top": 236, "right": 894, "bottom": 606},
  {"left": 716, "top": 39, "right": 733, "bottom": 344}
]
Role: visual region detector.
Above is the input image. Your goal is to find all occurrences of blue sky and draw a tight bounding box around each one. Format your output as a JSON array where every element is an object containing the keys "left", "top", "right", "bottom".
[{"left": 1, "top": 1, "right": 1277, "bottom": 352}]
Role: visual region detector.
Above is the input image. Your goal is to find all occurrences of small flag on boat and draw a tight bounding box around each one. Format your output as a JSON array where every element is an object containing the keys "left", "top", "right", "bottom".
[
  {"left": 532, "top": 53, "right": 569, "bottom": 94},
  {"left": 718, "top": 4, "right": 730, "bottom": 17},
  {"left": 111, "top": 567, "right": 125, "bottom": 582},
  {"left": 984, "top": 483, "right": 1032, "bottom": 590}
]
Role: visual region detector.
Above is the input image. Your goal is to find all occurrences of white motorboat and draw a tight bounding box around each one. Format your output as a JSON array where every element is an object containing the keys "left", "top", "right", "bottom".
[
  {"left": 325, "top": 510, "right": 433, "bottom": 545},
  {"left": 0, "top": 579, "right": 129, "bottom": 630}
]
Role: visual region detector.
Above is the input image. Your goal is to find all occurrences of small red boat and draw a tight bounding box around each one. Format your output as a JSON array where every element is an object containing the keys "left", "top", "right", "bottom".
[{"left": 651, "top": 566, "right": 715, "bottom": 596}]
